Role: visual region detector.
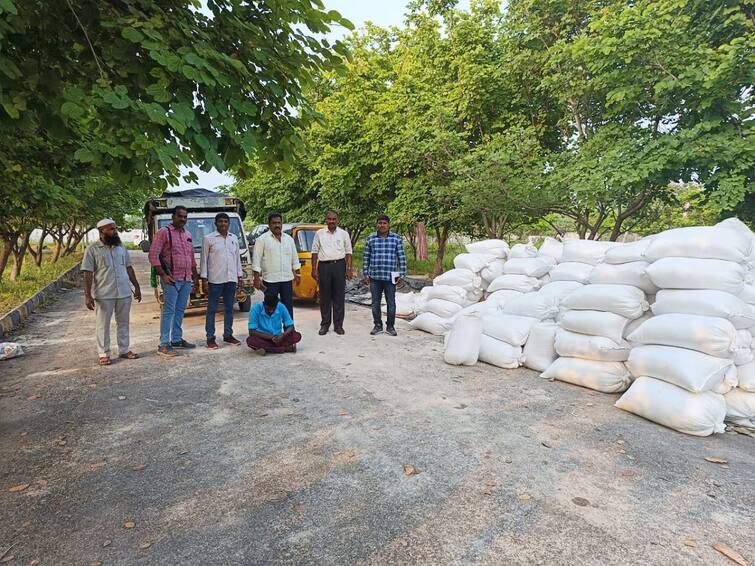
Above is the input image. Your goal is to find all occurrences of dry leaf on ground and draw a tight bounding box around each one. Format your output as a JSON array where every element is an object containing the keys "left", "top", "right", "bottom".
[
  {"left": 8, "top": 484, "right": 29, "bottom": 493},
  {"left": 683, "top": 540, "right": 697, "bottom": 548},
  {"left": 518, "top": 494, "right": 531, "bottom": 501},
  {"left": 712, "top": 543, "right": 748, "bottom": 566},
  {"left": 0, "top": 555, "right": 15, "bottom": 563},
  {"left": 102, "top": 541, "right": 111, "bottom": 548},
  {"left": 403, "top": 464, "right": 421, "bottom": 476},
  {"left": 123, "top": 521, "right": 135, "bottom": 529},
  {"left": 704, "top": 457, "right": 728, "bottom": 465},
  {"left": 572, "top": 497, "right": 590, "bottom": 507},
  {"left": 132, "top": 464, "right": 147, "bottom": 471},
  {"left": 620, "top": 469, "right": 637, "bottom": 477},
  {"left": 35, "top": 480, "right": 48, "bottom": 486},
  {"left": 87, "top": 562, "right": 101, "bottom": 566},
  {"left": 90, "top": 462, "right": 107, "bottom": 471},
  {"left": 139, "top": 542, "right": 152, "bottom": 550}
]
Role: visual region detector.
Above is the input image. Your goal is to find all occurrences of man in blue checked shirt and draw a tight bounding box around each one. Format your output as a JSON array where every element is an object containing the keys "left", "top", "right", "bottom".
[{"left": 362, "top": 215, "right": 407, "bottom": 336}]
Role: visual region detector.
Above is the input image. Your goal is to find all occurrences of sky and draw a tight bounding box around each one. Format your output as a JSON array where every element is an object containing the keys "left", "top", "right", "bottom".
[{"left": 176, "top": 0, "right": 469, "bottom": 192}]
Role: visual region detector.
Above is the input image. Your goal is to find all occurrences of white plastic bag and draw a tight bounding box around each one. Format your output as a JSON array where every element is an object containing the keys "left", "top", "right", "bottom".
[
  {"left": 626, "top": 314, "right": 737, "bottom": 358},
  {"left": 561, "top": 240, "right": 618, "bottom": 265},
  {"left": 444, "top": 311, "right": 482, "bottom": 366},
  {"left": 538, "top": 237, "right": 564, "bottom": 262},
  {"left": 604, "top": 239, "right": 652, "bottom": 264},
  {"left": 453, "top": 253, "right": 496, "bottom": 273},
  {"left": 560, "top": 284, "right": 648, "bottom": 320},
  {"left": 589, "top": 262, "right": 657, "bottom": 295},
  {"left": 624, "top": 312, "right": 652, "bottom": 339},
  {"left": 410, "top": 312, "right": 452, "bottom": 335},
  {"left": 503, "top": 292, "right": 559, "bottom": 320},
  {"left": 508, "top": 243, "right": 538, "bottom": 259},
  {"left": 538, "top": 281, "right": 584, "bottom": 300},
  {"left": 733, "top": 346, "right": 754, "bottom": 366},
  {"left": 480, "top": 259, "right": 507, "bottom": 284},
  {"left": 542, "top": 357, "right": 632, "bottom": 393},
  {"left": 433, "top": 268, "right": 482, "bottom": 291},
  {"left": 627, "top": 345, "right": 737, "bottom": 393},
  {"left": 466, "top": 239, "right": 509, "bottom": 258},
  {"left": 644, "top": 223, "right": 753, "bottom": 263},
  {"left": 616, "top": 376, "right": 726, "bottom": 436},
  {"left": 645, "top": 257, "right": 746, "bottom": 295},
  {"left": 560, "top": 310, "right": 629, "bottom": 344},
  {"left": 391, "top": 293, "right": 418, "bottom": 318},
  {"left": 420, "top": 285, "right": 470, "bottom": 305},
  {"left": 724, "top": 388, "right": 755, "bottom": 428},
  {"left": 478, "top": 335, "right": 524, "bottom": 369},
  {"left": 423, "top": 298, "right": 463, "bottom": 319},
  {"left": 549, "top": 262, "right": 594, "bottom": 284},
  {"left": 502, "top": 257, "right": 554, "bottom": 278},
  {"left": 487, "top": 274, "right": 542, "bottom": 294},
  {"left": 651, "top": 289, "right": 755, "bottom": 329},
  {"left": 484, "top": 290, "right": 523, "bottom": 309},
  {"left": 523, "top": 321, "right": 558, "bottom": 372},
  {"left": 739, "top": 283, "right": 755, "bottom": 305},
  {"left": 0, "top": 343, "right": 24, "bottom": 361},
  {"left": 555, "top": 329, "right": 631, "bottom": 362},
  {"left": 482, "top": 314, "right": 538, "bottom": 346}
]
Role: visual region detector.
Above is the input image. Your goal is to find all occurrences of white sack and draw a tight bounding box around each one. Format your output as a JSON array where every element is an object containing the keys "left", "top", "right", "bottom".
[
  {"left": 391, "top": 293, "right": 418, "bottom": 318},
  {"left": 736, "top": 360, "right": 755, "bottom": 392},
  {"left": 724, "top": 388, "right": 755, "bottom": 428},
  {"left": 523, "top": 321, "right": 559, "bottom": 372},
  {"left": 420, "top": 285, "right": 469, "bottom": 305},
  {"left": 508, "top": 243, "right": 538, "bottom": 258},
  {"left": 589, "top": 262, "right": 657, "bottom": 295},
  {"left": 454, "top": 253, "right": 496, "bottom": 273},
  {"left": 478, "top": 335, "right": 524, "bottom": 369},
  {"left": 555, "top": 329, "right": 631, "bottom": 362},
  {"left": 739, "top": 283, "right": 755, "bottom": 305},
  {"left": 616, "top": 377, "right": 726, "bottom": 436},
  {"left": 538, "top": 281, "right": 584, "bottom": 300},
  {"left": 423, "top": 298, "right": 464, "bottom": 319},
  {"left": 624, "top": 312, "right": 652, "bottom": 338},
  {"left": 434, "top": 269, "right": 482, "bottom": 291},
  {"left": 549, "top": 262, "right": 594, "bottom": 284},
  {"left": 604, "top": 239, "right": 652, "bottom": 264},
  {"left": 480, "top": 260, "right": 507, "bottom": 284},
  {"left": 651, "top": 289, "right": 755, "bottom": 329},
  {"left": 627, "top": 345, "right": 737, "bottom": 393},
  {"left": 644, "top": 224, "right": 753, "bottom": 263},
  {"left": 444, "top": 312, "right": 482, "bottom": 366},
  {"left": 0, "top": 343, "right": 24, "bottom": 361},
  {"left": 733, "top": 346, "right": 754, "bottom": 366},
  {"left": 626, "top": 314, "right": 737, "bottom": 358},
  {"left": 560, "top": 284, "right": 648, "bottom": 320},
  {"left": 538, "top": 237, "right": 564, "bottom": 262},
  {"left": 482, "top": 314, "right": 538, "bottom": 346},
  {"left": 542, "top": 357, "right": 631, "bottom": 393},
  {"left": 645, "top": 257, "right": 745, "bottom": 295},
  {"left": 561, "top": 240, "right": 617, "bottom": 265},
  {"left": 465, "top": 239, "right": 509, "bottom": 258},
  {"left": 503, "top": 292, "right": 559, "bottom": 321},
  {"left": 487, "top": 274, "right": 542, "bottom": 294},
  {"left": 484, "top": 290, "right": 524, "bottom": 309},
  {"left": 502, "top": 257, "right": 554, "bottom": 278},
  {"left": 410, "top": 312, "right": 452, "bottom": 336},
  {"left": 560, "top": 310, "right": 629, "bottom": 344}
]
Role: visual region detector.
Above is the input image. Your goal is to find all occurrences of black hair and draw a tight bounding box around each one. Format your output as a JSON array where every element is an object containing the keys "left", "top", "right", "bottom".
[
  {"left": 264, "top": 293, "right": 279, "bottom": 308},
  {"left": 215, "top": 212, "right": 230, "bottom": 223},
  {"left": 377, "top": 214, "right": 390, "bottom": 223},
  {"left": 173, "top": 205, "right": 188, "bottom": 215},
  {"left": 325, "top": 210, "right": 338, "bottom": 217},
  {"left": 268, "top": 212, "right": 282, "bottom": 224}
]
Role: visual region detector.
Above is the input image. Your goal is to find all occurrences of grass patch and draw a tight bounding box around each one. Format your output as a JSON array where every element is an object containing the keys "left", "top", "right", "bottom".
[
  {"left": 0, "top": 253, "right": 82, "bottom": 314},
  {"left": 351, "top": 241, "right": 466, "bottom": 277}
]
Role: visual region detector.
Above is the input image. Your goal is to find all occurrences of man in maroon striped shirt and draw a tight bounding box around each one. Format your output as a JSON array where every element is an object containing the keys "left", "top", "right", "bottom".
[{"left": 149, "top": 206, "right": 199, "bottom": 357}]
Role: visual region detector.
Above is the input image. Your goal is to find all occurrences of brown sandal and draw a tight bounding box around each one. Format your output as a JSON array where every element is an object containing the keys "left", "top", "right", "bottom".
[
  {"left": 98, "top": 356, "right": 111, "bottom": 366},
  {"left": 118, "top": 351, "right": 139, "bottom": 360}
]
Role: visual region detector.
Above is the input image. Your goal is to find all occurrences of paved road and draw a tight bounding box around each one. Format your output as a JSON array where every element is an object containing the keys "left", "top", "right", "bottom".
[{"left": 1, "top": 254, "right": 753, "bottom": 565}]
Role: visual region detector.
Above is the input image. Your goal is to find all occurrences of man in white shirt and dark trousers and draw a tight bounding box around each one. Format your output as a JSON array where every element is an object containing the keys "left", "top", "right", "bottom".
[
  {"left": 200, "top": 213, "right": 244, "bottom": 349},
  {"left": 252, "top": 212, "right": 301, "bottom": 319},
  {"left": 312, "top": 210, "right": 353, "bottom": 335}
]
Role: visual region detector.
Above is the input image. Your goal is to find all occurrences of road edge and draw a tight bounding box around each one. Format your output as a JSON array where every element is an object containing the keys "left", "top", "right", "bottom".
[{"left": 0, "top": 263, "right": 81, "bottom": 337}]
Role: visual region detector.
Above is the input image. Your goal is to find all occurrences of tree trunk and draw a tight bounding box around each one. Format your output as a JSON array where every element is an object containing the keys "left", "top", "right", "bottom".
[
  {"left": 0, "top": 235, "right": 13, "bottom": 282},
  {"left": 416, "top": 222, "right": 428, "bottom": 261},
  {"left": 433, "top": 224, "right": 450, "bottom": 277},
  {"left": 405, "top": 225, "right": 418, "bottom": 260},
  {"left": 10, "top": 231, "right": 30, "bottom": 281},
  {"left": 52, "top": 227, "right": 66, "bottom": 262},
  {"left": 28, "top": 228, "right": 47, "bottom": 267}
]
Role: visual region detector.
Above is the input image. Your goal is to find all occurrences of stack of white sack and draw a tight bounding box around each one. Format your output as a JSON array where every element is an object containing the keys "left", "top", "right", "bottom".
[
  {"left": 485, "top": 242, "right": 556, "bottom": 297},
  {"left": 548, "top": 239, "right": 618, "bottom": 285},
  {"left": 542, "top": 282, "right": 648, "bottom": 393},
  {"left": 617, "top": 219, "right": 755, "bottom": 435},
  {"left": 382, "top": 292, "right": 420, "bottom": 319},
  {"left": 466, "top": 239, "right": 509, "bottom": 291}
]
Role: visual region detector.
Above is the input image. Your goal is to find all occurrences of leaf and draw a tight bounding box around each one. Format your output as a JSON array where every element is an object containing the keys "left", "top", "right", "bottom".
[
  {"left": 61, "top": 101, "right": 85, "bottom": 119},
  {"left": 139, "top": 542, "right": 152, "bottom": 550},
  {"left": 122, "top": 27, "right": 144, "bottom": 43},
  {"left": 1, "top": 100, "right": 19, "bottom": 119},
  {"left": 132, "top": 464, "right": 147, "bottom": 471},
  {"left": 403, "top": 464, "right": 420, "bottom": 476},
  {"left": 572, "top": 497, "right": 590, "bottom": 507},
  {"left": 518, "top": 494, "right": 531, "bottom": 501},
  {"left": 74, "top": 148, "right": 96, "bottom": 163},
  {"left": 704, "top": 457, "right": 728, "bottom": 465},
  {"left": 0, "top": 556, "right": 15, "bottom": 563},
  {"left": 90, "top": 462, "right": 107, "bottom": 470},
  {"left": 102, "top": 540, "right": 111, "bottom": 548},
  {"left": 8, "top": 483, "right": 29, "bottom": 492},
  {"left": 0, "top": 0, "right": 18, "bottom": 15},
  {"left": 36, "top": 479, "right": 48, "bottom": 486},
  {"left": 712, "top": 543, "right": 747, "bottom": 566},
  {"left": 683, "top": 540, "right": 697, "bottom": 548},
  {"left": 87, "top": 562, "right": 101, "bottom": 566},
  {"left": 123, "top": 521, "right": 135, "bottom": 529}
]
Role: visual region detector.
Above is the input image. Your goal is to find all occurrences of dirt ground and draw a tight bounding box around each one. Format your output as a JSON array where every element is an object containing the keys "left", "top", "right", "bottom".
[{"left": 1, "top": 254, "right": 753, "bottom": 565}]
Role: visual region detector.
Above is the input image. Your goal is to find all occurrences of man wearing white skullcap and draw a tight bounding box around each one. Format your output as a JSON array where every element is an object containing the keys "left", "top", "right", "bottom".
[{"left": 81, "top": 218, "right": 142, "bottom": 365}]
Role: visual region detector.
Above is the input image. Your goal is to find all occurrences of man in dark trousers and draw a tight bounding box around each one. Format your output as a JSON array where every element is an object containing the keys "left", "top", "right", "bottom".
[
  {"left": 311, "top": 210, "right": 353, "bottom": 335},
  {"left": 362, "top": 215, "right": 407, "bottom": 336}
]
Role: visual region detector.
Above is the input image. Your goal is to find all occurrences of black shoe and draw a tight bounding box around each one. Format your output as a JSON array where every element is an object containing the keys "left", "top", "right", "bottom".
[
  {"left": 335, "top": 328, "right": 345, "bottom": 335},
  {"left": 386, "top": 327, "right": 397, "bottom": 336},
  {"left": 370, "top": 326, "right": 383, "bottom": 336},
  {"left": 318, "top": 326, "right": 328, "bottom": 336},
  {"left": 171, "top": 339, "right": 196, "bottom": 349}
]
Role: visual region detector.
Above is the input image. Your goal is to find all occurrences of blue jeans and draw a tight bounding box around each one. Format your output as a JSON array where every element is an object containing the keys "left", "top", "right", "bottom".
[
  {"left": 264, "top": 279, "right": 294, "bottom": 319},
  {"left": 206, "top": 281, "right": 237, "bottom": 340},
  {"left": 370, "top": 279, "right": 396, "bottom": 328},
  {"left": 160, "top": 280, "right": 192, "bottom": 346}
]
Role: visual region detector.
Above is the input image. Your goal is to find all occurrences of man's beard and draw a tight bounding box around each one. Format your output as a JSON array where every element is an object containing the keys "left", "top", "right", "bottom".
[{"left": 103, "top": 233, "right": 121, "bottom": 246}]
